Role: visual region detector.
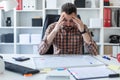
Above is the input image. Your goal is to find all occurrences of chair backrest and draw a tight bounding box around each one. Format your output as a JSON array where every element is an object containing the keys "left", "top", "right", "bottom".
[
  {"left": 42, "top": 14, "right": 60, "bottom": 39},
  {"left": 42, "top": 14, "right": 82, "bottom": 54}
]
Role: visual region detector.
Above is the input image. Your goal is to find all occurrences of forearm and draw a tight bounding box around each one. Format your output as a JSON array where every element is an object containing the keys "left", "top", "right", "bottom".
[
  {"left": 38, "top": 29, "right": 57, "bottom": 55},
  {"left": 79, "top": 25, "right": 98, "bottom": 55},
  {"left": 82, "top": 33, "right": 91, "bottom": 44},
  {"left": 47, "top": 12, "right": 64, "bottom": 44},
  {"left": 38, "top": 40, "right": 50, "bottom": 55},
  {"left": 47, "top": 29, "right": 58, "bottom": 45},
  {"left": 82, "top": 28, "right": 98, "bottom": 55},
  {"left": 85, "top": 41, "right": 98, "bottom": 55},
  {"left": 78, "top": 25, "right": 91, "bottom": 44}
]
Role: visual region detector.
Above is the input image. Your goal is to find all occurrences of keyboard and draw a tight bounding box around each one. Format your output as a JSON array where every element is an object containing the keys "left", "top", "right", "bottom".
[{"left": 5, "top": 61, "right": 40, "bottom": 75}]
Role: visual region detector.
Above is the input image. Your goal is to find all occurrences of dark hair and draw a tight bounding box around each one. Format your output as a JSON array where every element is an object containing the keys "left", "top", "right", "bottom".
[{"left": 61, "top": 3, "right": 77, "bottom": 14}]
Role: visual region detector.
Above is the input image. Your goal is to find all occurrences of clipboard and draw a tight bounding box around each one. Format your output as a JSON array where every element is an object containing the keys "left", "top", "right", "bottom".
[{"left": 68, "top": 66, "right": 119, "bottom": 80}]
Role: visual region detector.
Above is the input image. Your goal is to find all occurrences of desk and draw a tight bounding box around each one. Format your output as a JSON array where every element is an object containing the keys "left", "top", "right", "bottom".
[{"left": 0, "top": 54, "right": 120, "bottom": 80}]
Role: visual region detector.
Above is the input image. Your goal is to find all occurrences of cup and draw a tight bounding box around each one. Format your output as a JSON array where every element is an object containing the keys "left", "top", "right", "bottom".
[{"left": 117, "top": 53, "right": 120, "bottom": 62}]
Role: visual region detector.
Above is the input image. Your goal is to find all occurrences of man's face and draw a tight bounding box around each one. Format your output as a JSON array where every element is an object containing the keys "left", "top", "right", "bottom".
[{"left": 63, "top": 12, "right": 76, "bottom": 27}]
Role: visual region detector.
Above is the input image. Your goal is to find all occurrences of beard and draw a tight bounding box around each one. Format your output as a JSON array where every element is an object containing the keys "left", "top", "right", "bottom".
[{"left": 63, "top": 25, "right": 72, "bottom": 27}]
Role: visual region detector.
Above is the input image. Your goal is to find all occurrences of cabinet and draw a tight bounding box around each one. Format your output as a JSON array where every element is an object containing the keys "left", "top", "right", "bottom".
[
  {"left": 0, "top": 0, "right": 43, "bottom": 54},
  {"left": 103, "top": 0, "right": 120, "bottom": 56},
  {"left": 0, "top": 0, "right": 119, "bottom": 55},
  {"left": 0, "top": 10, "right": 14, "bottom": 54}
]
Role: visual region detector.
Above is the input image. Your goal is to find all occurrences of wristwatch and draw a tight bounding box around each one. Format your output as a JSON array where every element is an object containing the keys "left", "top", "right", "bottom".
[{"left": 80, "top": 28, "right": 86, "bottom": 34}]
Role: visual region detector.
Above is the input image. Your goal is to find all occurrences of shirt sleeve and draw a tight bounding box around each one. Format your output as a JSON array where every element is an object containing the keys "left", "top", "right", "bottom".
[
  {"left": 38, "top": 23, "right": 55, "bottom": 55},
  {"left": 83, "top": 25, "right": 98, "bottom": 55}
]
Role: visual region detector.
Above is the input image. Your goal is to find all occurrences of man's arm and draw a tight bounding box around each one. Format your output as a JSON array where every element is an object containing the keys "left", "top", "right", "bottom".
[
  {"left": 46, "top": 12, "right": 65, "bottom": 45},
  {"left": 38, "top": 23, "right": 63, "bottom": 55},
  {"left": 82, "top": 25, "right": 98, "bottom": 55},
  {"left": 72, "top": 16, "right": 98, "bottom": 55},
  {"left": 38, "top": 23, "right": 57, "bottom": 55},
  {"left": 38, "top": 13, "right": 65, "bottom": 55}
]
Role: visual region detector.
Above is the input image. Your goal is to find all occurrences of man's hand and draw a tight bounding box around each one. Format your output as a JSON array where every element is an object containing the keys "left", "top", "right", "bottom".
[
  {"left": 72, "top": 16, "right": 85, "bottom": 32},
  {"left": 53, "top": 12, "right": 65, "bottom": 32}
]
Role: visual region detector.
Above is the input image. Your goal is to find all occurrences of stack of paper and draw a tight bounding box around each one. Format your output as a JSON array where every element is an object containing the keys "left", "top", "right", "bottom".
[
  {"left": 22, "top": 0, "right": 36, "bottom": 10},
  {"left": 19, "top": 34, "right": 30, "bottom": 44}
]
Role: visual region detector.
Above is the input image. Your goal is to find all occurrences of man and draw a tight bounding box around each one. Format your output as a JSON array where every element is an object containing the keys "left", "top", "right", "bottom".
[{"left": 38, "top": 3, "right": 98, "bottom": 55}]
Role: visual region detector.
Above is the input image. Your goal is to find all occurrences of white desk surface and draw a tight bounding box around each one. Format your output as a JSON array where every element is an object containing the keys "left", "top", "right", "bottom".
[{"left": 0, "top": 54, "right": 120, "bottom": 80}]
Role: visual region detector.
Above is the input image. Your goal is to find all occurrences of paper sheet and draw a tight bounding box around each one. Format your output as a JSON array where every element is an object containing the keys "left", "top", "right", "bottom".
[
  {"left": 108, "top": 64, "right": 120, "bottom": 70},
  {"left": 33, "top": 55, "right": 104, "bottom": 69}
]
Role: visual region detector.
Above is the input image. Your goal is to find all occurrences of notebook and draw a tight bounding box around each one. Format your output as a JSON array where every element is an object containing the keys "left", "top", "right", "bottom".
[{"left": 68, "top": 66, "right": 117, "bottom": 80}]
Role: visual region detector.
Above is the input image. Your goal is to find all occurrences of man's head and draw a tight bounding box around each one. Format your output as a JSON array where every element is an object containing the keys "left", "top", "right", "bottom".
[
  {"left": 61, "top": 3, "right": 77, "bottom": 15},
  {"left": 61, "top": 3, "right": 77, "bottom": 27}
]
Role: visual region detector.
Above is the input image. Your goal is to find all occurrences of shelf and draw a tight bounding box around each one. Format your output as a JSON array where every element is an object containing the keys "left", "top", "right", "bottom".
[
  {"left": 16, "top": 43, "right": 39, "bottom": 45},
  {"left": 104, "top": 27, "right": 120, "bottom": 29},
  {"left": 104, "top": 6, "right": 120, "bottom": 8},
  {"left": 16, "top": 10, "right": 43, "bottom": 12},
  {"left": 0, "top": 43, "right": 14, "bottom": 45},
  {"left": 77, "top": 8, "right": 100, "bottom": 10},
  {"left": 45, "top": 8, "right": 101, "bottom": 10},
  {"left": 88, "top": 27, "right": 102, "bottom": 29},
  {"left": 45, "top": 8, "right": 60, "bottom": 10},
  {"left": 0, "top": 27, "right": 14, "bottom": 29},
  {"left": 16, "top": 26, "right": 43, "bottom": 29},
  {"left": 96, "top": 42, "right": 101, "bottom": 45},
  {"left": 104, "top": 43, "right": 120, "bottom": 46},
  {"left": 0, "top": 45, "right": 14, "bottom": 54}
]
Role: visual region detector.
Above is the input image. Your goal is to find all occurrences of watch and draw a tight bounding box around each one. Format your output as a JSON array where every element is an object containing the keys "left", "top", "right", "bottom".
[{"left": 80, "top": 28, "right": 86, "bottom": 34}]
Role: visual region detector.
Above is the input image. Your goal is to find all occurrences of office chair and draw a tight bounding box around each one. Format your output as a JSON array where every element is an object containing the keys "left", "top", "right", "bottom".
[{"left": 42, "top": 14, "right": 84, "bottom": 54}]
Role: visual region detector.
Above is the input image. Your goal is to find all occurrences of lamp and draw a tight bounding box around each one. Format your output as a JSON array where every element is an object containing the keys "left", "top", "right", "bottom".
[{"left": 0, "top": 0, "right": 18, "bottom": 11}]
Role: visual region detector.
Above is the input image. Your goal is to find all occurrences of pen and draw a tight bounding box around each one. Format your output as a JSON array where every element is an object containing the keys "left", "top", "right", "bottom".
[
  {"left": 89, "top": 62, "right": 93, "bottom": 64},
  {"left": 57, "top": 67, "right": 66, "bottom": 71},
  {"left": 109, "top": 73, "right": 120, "bottom": 78},
  {"left": 110, "top": 55, "right": 117, "bottom": 59},
  {"left": 24, "top": 73, "right": 32, "bottom": 77},
  {"left": 102, "top": 56, "right": 111, "bottom": 60}
]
